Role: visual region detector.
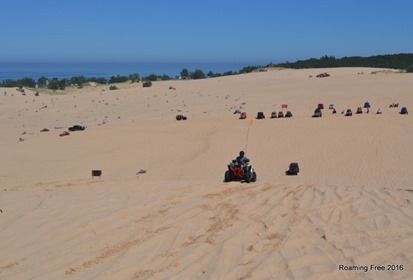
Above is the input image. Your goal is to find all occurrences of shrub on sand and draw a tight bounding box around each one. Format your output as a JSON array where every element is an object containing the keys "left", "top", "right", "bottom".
[{"left": 143, "top": 80, "right": 152, "bottom": 88}]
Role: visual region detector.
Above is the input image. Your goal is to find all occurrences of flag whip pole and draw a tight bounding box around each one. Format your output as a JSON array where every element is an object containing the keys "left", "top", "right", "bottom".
[{"left": 245, "top": 119, "right": 253, "bottom": 154}]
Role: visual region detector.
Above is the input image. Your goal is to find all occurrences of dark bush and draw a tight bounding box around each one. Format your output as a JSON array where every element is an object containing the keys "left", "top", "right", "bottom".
[{"left": 143, "top": 80, "right": 152, "bottom": 87}]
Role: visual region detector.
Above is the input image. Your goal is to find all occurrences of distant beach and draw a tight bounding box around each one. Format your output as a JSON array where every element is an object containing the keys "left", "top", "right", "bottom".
[{"left": 0, "top": 62, "right": 257, "bottom": 81}]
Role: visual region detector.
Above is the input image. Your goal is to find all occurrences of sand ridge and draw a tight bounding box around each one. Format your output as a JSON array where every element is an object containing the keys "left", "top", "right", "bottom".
[{"left": 1, "top": 68, "right": 412, "bottom": 279}]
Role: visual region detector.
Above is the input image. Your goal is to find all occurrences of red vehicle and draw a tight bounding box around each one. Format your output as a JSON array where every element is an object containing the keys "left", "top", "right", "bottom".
[
  {"left": 356, "top": 107, "right": 363, "bottom": 114},
  {"left": 317, "top": 103, "right": 324, "bottom": 109},
  {"left": 225, "top": 160, "right": 256, "bottom": 183},
  {"left": 278, "top": 111, "right": 284, "bottom": 118},
  {"left": 239, "top": 112, "right": 247, "bottom": 119}
]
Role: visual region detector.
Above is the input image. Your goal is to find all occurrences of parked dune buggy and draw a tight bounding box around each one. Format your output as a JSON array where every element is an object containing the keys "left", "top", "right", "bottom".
[
  {"left": 68, "top": 125, "right": 86, "bottom": 131},
  {"left": 313, "top": 108, "right": 322, "bottom": 117},
  {"left": 176, "top": 114, "right": 187, "bottom": 120},
  {"left": 256, "top": 112, "right": 265, "bottom": 119},
  {"left": 345, "top": 109, "right": 353, "bottom": 116},
  {"left": 224, "top": 160, "right": 257, "bottom": 183}
]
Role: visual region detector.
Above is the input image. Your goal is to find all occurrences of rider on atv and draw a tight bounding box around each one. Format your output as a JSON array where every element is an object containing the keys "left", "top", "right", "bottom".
[{"left": 235, "top": 151, "right": 250, "bottom": 172}]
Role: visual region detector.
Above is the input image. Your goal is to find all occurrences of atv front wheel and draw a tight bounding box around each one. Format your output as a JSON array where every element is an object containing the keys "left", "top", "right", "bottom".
[
  {"left": 224, "top": 171, "right": 232, "bottom": 182},
  {"left": 245, "top": 171, "right": 251, "bottom": 183},
  {"left": 252, "top": 172, "right": 257, "bottom": 182}
]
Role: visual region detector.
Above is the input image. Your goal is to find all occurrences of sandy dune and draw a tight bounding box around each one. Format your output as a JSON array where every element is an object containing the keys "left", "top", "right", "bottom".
[{"left": 1, "top": 68, "right": 412, "bottom": 279}]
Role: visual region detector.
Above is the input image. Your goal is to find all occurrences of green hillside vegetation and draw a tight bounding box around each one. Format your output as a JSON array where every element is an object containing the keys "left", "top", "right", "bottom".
[{"left": 273, "top": 53, "right": 413, "bottom": 72}]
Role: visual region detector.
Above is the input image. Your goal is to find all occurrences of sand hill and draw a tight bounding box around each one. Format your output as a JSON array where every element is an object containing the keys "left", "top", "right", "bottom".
[{"left": 1, "top": 68, "right": 412, "bottom": 279}]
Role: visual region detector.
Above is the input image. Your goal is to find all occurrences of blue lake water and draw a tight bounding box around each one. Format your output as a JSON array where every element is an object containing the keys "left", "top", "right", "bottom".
[{"left": 0, "top": 62, "right": 260, "bottom": 81}]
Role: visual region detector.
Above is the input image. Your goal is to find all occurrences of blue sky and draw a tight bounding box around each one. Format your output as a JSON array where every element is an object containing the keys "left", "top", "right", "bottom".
[{"left": 1, "top": 0, "right": 412, "bottom": 64}]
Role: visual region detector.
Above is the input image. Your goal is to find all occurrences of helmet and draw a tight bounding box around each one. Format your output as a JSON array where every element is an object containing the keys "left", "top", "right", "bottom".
[{"left": 239, "top": 151, "right": 245, "bottom": 156}]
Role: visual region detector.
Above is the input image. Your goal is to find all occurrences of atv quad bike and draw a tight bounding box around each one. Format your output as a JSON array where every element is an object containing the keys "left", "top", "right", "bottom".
[
  {"left": 286, "top": 162, "right": 300, "bottom": 175},
  {"left": 224, "top": 160, "right": 257, "bottom": 183}
]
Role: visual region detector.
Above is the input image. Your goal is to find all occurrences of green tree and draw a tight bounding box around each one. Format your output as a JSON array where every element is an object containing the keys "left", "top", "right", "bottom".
[
  {"left": 18, "top": 77, "right": 36, "bottom": 88},
  {"left": 87, "top": 77, "right": 107, "bottom": 84},
  {"left": 59, "top": 79, "right": 67, "bottom": 90},
  {"left": 180, "top": 68, "right": 189, "bottom": 79},
  {"left": 146, "top": 74, "right": 158, "bottom": 81},
  {"left": 48, "top": 78, "right": 59, "bottom": 90},
  {"left": 191, "top": 69, "right": 205, "bottom": 79},
  {"left": 96, "top": 77, "right": 108, "bottom": 84},
  {"left": 71, "top": 76, "right": 87, "bottom": 86},
  {"left": 109, "top": 75, "right": 128, "bottom": 83},
  {"left": 239, "top": 66, "right": 260, "bottom": 74},
  {"left": 0, "top": 80, "right": 18, "bottom": 87},
  {"left": 37, "top": 76, "right": 48, "bottom": 88},
  {"left": 128, "top": 73, "right": 140, "bottom": 83},
  {"left": 159, "top": 74, "right": 171, "bottom": 81}
]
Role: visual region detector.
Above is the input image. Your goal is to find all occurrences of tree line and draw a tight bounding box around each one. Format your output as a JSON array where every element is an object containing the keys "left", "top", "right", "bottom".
[
  {"left": 0, "top": 66, "right": 260, "bottom": 89},
  {"left": 179, "top": 65, "right": 262, "bottom": 80},
  {"left": 0, "top": 72, "right": 174, "bottom": 89},
  {"left": 273, "top": 53, "right": 413, "bottom": 72}
]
